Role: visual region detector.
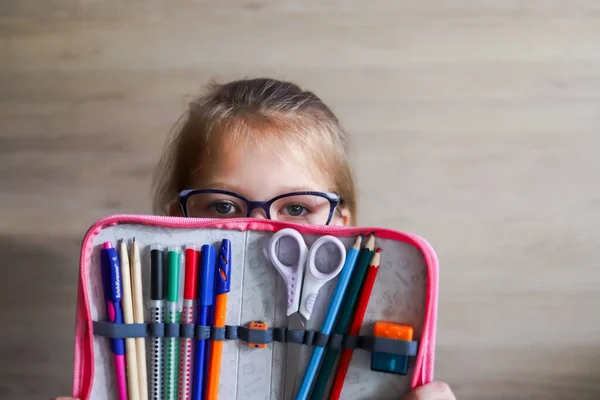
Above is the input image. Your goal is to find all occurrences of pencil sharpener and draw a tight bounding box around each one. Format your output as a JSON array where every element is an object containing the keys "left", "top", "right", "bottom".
[
  {"left": 371, "top": 321, "right": 414, "bottom": 375},
  {"left": 248, "top": 320, "right": 268, "bottom": 348}
]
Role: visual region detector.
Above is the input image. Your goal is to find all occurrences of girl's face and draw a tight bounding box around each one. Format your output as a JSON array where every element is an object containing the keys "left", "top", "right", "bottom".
[{"left": 171, "top": 143, "right": 351, "bottom": 226}]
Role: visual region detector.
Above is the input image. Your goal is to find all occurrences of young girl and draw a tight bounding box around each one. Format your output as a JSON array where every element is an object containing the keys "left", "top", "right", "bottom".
[{"left": 57, "top": 78, "right": 455, "bottom": 400}]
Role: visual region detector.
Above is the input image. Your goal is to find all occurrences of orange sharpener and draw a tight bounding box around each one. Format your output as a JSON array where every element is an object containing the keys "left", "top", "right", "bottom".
[{"left": 248, "top": 321, "right": 269, "bottom": 348}]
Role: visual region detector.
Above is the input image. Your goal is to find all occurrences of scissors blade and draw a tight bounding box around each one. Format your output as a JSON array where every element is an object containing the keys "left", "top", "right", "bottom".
[{"left": 284, "top": 313, "right": 305, "bottom": 400}]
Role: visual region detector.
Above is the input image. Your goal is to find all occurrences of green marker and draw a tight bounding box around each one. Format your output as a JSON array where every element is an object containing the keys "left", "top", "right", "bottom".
[
  {"left": 164, "top": 246, "right": 181, "bottom": 400},
  {"left": 309, "top": 233, "right": 376, "bottom": 400}
]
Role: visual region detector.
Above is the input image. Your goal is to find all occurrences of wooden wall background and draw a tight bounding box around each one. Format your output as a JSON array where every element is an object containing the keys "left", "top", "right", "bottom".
[{"left": 1, "top": 1, "right": 599, "bottom": 399}]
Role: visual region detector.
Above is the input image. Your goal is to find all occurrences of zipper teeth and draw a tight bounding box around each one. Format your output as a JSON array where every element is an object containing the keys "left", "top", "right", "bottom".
[{"left": 75, "top": 214, "right": 439, "bottom": 393}]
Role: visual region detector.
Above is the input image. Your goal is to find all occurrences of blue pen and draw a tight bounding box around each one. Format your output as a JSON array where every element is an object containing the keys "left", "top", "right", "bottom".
[
  {"left": 100, "top": 241, "right": 128, "bottom": 400},
  {"left": 295, "top": 235, "right": 362, "bottom": 400},
  {"left": 191, "top": 244, "right": 216, "bottom": 400}
]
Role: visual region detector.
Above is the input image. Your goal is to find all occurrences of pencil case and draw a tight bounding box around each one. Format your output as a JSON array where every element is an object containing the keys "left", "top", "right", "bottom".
[{"left": 71, "top": 214, "right": 439, "bottom": 400}]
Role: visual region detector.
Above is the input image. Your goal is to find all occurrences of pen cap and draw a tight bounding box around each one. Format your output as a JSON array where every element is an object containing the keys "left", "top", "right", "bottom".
[
  {"left": 166, "top": 246, "right": 181, "bottom": 302},
  {"left": 101, "top": 242, "right": 122, "bottom": 302},
  {"left": 183, "top": 244, "right": 199, "bottom": 299},
  {"left": 198, "top": 244, "right": 216, "bottom": 306},
  {"left": 215, "top": 239, "right": 231, "bottom": 295},
  {"left": 150, "top": 244, "right": 165, "bottom": 300}
]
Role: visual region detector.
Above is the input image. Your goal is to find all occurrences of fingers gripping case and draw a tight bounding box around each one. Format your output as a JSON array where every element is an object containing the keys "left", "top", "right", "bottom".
[{"left": 72, "top": 215, "right": 439, "bottom": 400}]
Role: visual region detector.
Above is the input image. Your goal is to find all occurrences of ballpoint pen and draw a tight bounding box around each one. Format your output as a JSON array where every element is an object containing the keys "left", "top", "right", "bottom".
[
  {"left": 119, "top": 240, "right": 140, "bottom": 400},
  {"left": 309, "top": 233, "right": 376, "bottom": 400},
  {"left": 179, "top": 244, "right": 200, "bottom": 400},
  {"left": 206, "top": 239, "right": 232, "bottom": 400},
  {"left": 164, "top": 246, "right": 182, "bottom": 400},
  {"left": 329, "top": 248, "right": 381, "bottom": 400},
  {"left": 100, "top": 241, "right": 128, "bottom": 400},
  {"left": 192, "top": 244, "right": 216, "bottom": 400},
  {"left": 295, "top": 235, "right": 362, "bottom": 400},
  {"left": 131, "top": 238, "right": 148, "bottom": 400}
]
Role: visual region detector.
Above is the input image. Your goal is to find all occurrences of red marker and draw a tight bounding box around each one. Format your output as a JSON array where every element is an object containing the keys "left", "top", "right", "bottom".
[{"left": 178, "top": 244, "right": 200, "bottom": 400}]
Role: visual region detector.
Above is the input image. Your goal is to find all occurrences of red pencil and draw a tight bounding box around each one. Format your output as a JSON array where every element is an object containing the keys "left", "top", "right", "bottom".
[{"left": 329, "top": 248, "right": 381, "bottom": 400}]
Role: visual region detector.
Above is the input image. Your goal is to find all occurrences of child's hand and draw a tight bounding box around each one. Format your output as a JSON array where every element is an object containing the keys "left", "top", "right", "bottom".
[{"left": 403, "top": 381, "right": 456, "bottom": 400}]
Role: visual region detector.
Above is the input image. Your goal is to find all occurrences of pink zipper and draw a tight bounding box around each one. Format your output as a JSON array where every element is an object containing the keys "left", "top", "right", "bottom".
[{"left": 72, "top": 214, "right": 439, "bottom": 399}]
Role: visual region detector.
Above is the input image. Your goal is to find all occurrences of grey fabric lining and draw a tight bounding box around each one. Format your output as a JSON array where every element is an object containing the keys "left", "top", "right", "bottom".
[{"left": 92, "top": 321, "right": 418, "bottom": 355}]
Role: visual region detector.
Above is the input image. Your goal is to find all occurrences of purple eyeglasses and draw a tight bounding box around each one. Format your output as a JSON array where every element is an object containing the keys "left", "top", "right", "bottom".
[{"left": 178, "top": 189, "right": 341, "bottom": 225}]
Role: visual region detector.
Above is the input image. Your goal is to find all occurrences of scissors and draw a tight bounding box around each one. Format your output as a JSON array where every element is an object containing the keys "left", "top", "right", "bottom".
[{"left": 266, "top": 228, "right": 347, "bottom": 400}]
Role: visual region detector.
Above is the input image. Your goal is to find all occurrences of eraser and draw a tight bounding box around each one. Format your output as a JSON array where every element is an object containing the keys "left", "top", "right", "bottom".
[{"left": 370, "top": 321, "right": 414, "bottom": 375}]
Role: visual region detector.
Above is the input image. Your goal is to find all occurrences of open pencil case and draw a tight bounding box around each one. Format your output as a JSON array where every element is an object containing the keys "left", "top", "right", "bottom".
[{"left": 72, "top": 214, "right": 439, "bottom": 400}]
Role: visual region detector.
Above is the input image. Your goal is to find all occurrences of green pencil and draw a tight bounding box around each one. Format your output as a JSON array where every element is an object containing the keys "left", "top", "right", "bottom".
[{"left": 309, "top": 233, "right": 376, "bottom": 400}]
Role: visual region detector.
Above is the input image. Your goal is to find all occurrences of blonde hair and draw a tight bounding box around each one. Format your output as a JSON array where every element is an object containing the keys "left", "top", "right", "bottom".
[{"left": 152, "top": 78, "right": 357, "bottom": 224}]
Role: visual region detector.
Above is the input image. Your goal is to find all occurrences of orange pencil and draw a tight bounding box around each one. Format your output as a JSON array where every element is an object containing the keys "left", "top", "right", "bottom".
[{"left": 206, "top": 239, "right": 231, "bottom": 400}]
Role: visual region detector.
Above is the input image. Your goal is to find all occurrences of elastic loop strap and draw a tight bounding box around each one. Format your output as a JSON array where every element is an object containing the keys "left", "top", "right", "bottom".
[
  {"left": 211, "top": 326, "right": 226, "bottom": 341},
  {"left": 195, "top": 325, "right": 211, "bottom": 339},
  {"left": 91, "top": 321, "right": 419, "bottom": 355},
  {"left": 180, "top": 323, "right": 195, "bottom": 338},
  {"left": 362, "top": 336, "right": 419, "bottom": 356},
  {"left": 149, "top": 323, "right": 164, "bottom": 338},
  {"left": 342, "top": 334, "right": 360, "bottom": 349},
  {"left": 93, "top": 321, "right": 147, "bottom": 338},
  {"left": 238, "top": 326, "right": 272, "bottom": 344},
  {"left": 286, "top": 329, "right": 304, "bottom": 345},
  {"left": 225, "top": 325, "right": 238, "bottom": 340},
  {"left": 313, "top": 332, "right": 329, "bottom": 347},
  {"left": 273, "top": 327, "right": 286, "bottom": 343},
  {"left": 165, "top": 323, "right": 180, "bottom": 337}
]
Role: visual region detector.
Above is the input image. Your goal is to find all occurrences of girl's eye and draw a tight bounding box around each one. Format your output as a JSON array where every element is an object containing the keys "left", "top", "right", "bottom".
[
  {"left": 283, "top": 204, "right": 309, "bottom": 217},
  {"left": 212, "top": 201, "right": 237, "bottom": 215}
]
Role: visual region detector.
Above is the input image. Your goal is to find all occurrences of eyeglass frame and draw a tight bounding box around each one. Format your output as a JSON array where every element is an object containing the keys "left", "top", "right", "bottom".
[{"left": 178, "top": 189, "right": 342, "bottom": 225}]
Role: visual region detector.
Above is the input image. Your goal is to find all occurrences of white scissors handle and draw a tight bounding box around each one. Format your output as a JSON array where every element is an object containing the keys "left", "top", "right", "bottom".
[
  {"left": 299, "top": 235, "right": 347, "bottom": 321},
  {"left": 268, "top": 228, "right": 308, "bottom": 316}
]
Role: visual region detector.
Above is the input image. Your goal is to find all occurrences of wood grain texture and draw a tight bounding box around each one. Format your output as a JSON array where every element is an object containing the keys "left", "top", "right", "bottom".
[{"left": 1, "top": 1, "right": 600, "bottom": 399}]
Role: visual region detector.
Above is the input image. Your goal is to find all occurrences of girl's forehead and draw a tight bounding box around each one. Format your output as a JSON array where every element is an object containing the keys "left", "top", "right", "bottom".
[{"left": 192, "top": 141, "right": 333, "bottom": 199}]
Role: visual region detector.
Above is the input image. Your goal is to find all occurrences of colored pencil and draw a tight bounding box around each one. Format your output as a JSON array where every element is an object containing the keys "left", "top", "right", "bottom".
[
  {"left": 329, "top": 248, "right": 381, "bottom": 400},
  {"left": 295, "top": 235, "right": 362, "bottom": 400},
  {"left": 119, "top": 240, "right": 139, "bottom": 400},
  {"left": 131, "top": 238, "right": 148, "bottom": 400},
  {"left": 308, "top": 233, "right": 376, "bottom": 400}
]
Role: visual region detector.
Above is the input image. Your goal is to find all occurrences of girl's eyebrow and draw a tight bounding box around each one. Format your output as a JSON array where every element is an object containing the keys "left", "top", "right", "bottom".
[{"left": 204, "top": 182, "right": 320, "bottom": 195}]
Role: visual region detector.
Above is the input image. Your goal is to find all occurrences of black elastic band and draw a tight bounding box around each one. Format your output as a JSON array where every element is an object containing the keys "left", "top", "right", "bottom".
[{"left": 91, "top": 321, "right": 418, "bottom": 356}]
